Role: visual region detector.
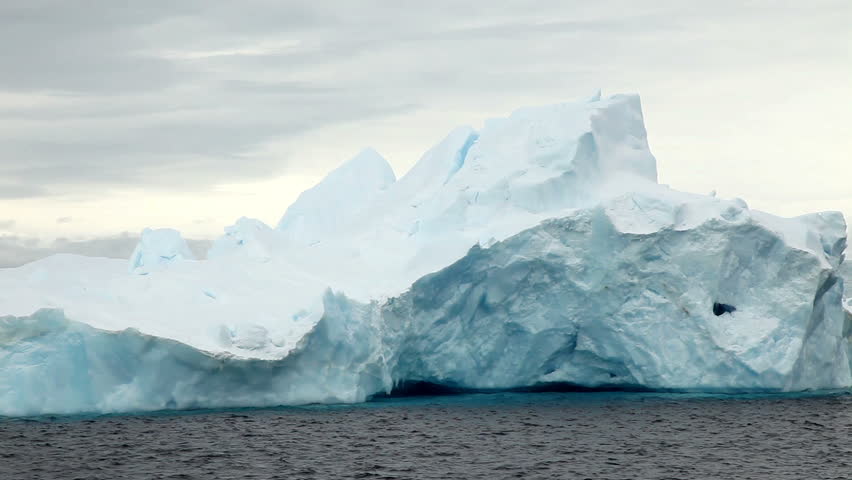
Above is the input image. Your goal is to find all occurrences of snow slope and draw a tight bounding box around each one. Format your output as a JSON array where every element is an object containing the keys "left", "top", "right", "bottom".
[{"left": 0, "top": 92, "right": 849, "bottom": 416}]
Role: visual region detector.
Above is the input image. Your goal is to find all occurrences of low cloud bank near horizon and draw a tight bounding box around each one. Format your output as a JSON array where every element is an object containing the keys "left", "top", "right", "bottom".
[{"left": 0, "top": 233, "right": 211, "bottom": 268}]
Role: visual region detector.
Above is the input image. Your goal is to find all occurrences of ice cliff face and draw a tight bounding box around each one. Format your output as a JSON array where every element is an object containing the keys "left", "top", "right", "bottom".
[
  {"left": 0, "top": 306, "right": 388, "bottom": 416},
  {"left": 841, "top": 260, "right": 852, "bottom": 363},
  {"left": 840, "top": 260, "right": 852, "bottom": 306},
  {"left": 0, "top": 92, "right": 849, "bottom": 416},
  {"left": 379, "top": 192, "right": 849, "bottom": 392}
]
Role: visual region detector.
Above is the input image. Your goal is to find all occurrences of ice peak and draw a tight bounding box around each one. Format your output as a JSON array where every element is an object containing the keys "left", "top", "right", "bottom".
[
  {"left": 277, "top": 93, "right": 658, "bottom": 254},
  {"left": 128, "top": 228, "right": 195, "bottom": 274},
  {"left": 587, "top": 89, "right": 602, "bottom": 102},
  {"left": 276, "top": 148, "right": 397, "bottom": 244},
  {"left": 396, "top": 126, "right": 479, "bottom": 191},
  {"left": 324, "top": 147, "right": 397, "bottom": 187}
]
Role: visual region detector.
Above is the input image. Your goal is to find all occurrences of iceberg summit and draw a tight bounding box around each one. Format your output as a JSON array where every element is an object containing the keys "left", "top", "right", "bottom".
[{"left": 1, "top": 93, "right": 850, "bottom": 417}]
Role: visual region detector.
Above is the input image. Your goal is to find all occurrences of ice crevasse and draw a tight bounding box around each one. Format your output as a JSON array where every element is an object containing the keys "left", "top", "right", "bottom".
[{"left": 0, "top": 92, "right": 850, "bottom": 417}]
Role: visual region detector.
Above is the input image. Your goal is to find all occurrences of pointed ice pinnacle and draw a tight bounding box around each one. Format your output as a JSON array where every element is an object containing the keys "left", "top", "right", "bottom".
[{"left": 277, "top": 148, "right": 396, "bottom": 245}]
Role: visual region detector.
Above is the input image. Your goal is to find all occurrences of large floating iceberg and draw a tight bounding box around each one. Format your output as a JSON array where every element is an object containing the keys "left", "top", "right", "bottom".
[{"left": 0, "top": 93, "right": 849, "bottom": 416}]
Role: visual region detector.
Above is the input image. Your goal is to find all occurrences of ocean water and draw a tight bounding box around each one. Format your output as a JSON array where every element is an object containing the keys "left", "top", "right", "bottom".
[{"left": 1, "top": 391, "right": 850, "bottom": 479}]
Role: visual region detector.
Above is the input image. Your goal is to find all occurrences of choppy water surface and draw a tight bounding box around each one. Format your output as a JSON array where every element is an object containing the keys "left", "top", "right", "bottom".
[{"left": 2, "top": 392, "right": 851, "bottom": 479}]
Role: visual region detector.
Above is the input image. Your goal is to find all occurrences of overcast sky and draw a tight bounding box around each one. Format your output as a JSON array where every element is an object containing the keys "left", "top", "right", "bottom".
[{"left": 1, "top": 0, "right": 850, "bottom": 265}]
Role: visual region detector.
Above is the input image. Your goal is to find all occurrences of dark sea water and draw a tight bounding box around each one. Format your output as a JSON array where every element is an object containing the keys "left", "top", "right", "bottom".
[{"left": 1, "top": 391, "right": 851, "bottom": 480}]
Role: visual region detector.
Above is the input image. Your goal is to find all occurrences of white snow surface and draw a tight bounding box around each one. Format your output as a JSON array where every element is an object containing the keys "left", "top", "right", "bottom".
[{"left": 1, "top": 92, "right": 850, "bottom": 416}]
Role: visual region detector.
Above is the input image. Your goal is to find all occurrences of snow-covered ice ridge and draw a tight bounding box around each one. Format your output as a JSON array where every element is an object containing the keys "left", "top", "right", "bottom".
[{"left": 1, "top": 93, "right": 850, "bottom": 416}]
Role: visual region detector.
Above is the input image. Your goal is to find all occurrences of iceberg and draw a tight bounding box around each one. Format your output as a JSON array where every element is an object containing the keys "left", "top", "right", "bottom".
[{"left": 0, "top": 92, "right": 849, "bottom": 416}]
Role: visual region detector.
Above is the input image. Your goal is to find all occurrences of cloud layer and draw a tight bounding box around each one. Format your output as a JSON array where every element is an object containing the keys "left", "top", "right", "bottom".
[{"left": 2, "top": 1, "right": 844, "bottom": 197}]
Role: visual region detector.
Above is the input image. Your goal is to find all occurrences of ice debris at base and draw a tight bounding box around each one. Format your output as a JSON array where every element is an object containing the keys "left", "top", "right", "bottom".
[{"left": 0, "top": 92, "right": 850, "bottom": 416}]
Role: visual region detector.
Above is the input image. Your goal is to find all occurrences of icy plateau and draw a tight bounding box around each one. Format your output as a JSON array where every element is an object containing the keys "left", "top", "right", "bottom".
[{"left": 1, "top": 93, "right": 850, "bottom": 416}]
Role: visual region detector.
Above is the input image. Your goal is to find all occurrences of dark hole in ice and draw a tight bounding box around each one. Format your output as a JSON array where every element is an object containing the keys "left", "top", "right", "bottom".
[
  {"left": 372, "top": 381, "right": 655, "bottom": 399},
  {"left": 381, "top": 381, "right": 467, "bottom": 397},
  {"left": 713, "top": 302, "right": 736, "bottom": 316}
]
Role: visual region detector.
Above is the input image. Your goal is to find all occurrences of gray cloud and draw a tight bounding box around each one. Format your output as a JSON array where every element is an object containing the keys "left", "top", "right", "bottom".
[
  {"left": 1, "top": 99, "right": 414, "bottom": 192},
  {"left": 0, "top": 233, "right": 211, "bottom": 268},
  {"left": 55, "top": 216, "right": 72, "bottom": 224},
  {"left": 0, "top": 0, "right": 848, "bottom": 203},
  {"left": 0, "top": 219, "right": 15, "bottom": 230},
  {"left": 0, "top": 183, "right": 47, "bottom": 199}
]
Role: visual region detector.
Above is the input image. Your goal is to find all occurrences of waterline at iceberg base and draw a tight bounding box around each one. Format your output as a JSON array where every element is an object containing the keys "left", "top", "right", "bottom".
[{"left": 1, "top": 93, "right": 850, "bottom": 416}]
